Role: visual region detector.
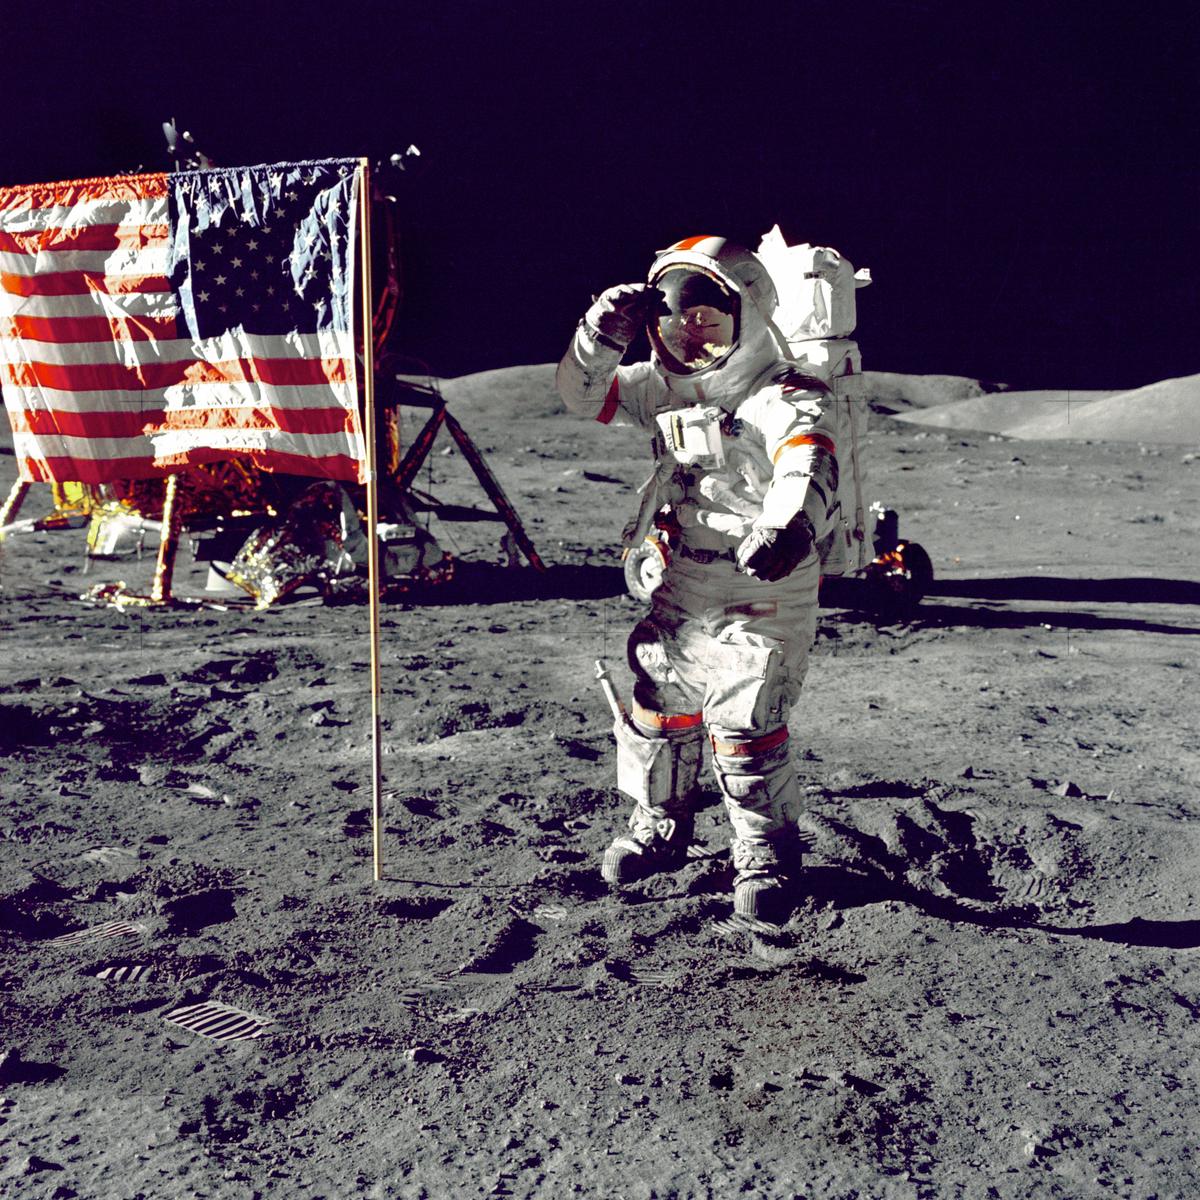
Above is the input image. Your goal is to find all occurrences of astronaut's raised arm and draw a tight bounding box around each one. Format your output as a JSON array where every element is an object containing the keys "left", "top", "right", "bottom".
[
  {"left": 753, "top": 375, "right": 840, "bottom": 538},
  {"left": 556, "top": 284, "right": 655, "bottom": 429}
]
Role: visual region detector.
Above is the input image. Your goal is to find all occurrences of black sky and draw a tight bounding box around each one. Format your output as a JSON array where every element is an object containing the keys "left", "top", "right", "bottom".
[{"left": 2, "top": 0, "right": 1197, "bottom": 389}]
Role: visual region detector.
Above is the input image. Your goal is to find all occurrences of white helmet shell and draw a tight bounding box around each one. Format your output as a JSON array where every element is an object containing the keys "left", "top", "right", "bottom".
[
  {"left": 648, "top": 236, "right": 778, "bottom": 319},
  {"left": 645, "top": 236, "right": 781, "bottom": 392}
]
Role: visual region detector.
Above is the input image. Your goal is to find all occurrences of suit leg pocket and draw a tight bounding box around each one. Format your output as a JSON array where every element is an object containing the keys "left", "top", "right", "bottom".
[{"left": 703, "top": 639, "right": 782, "bottom": 733}]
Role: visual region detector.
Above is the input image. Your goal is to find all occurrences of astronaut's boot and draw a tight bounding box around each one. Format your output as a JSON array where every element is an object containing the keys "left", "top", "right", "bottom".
[
  {"left": 601, "top": 714, "right": 703, "bottom": 886},
  {"left": 729, "top": 836, "right": 803, "bottom": 924},
  {"left": 711, "top": 727, "right": 804, "bottom": 925},
  {"left": 602, "top": 805, "right": 695, "bottom": 885}
]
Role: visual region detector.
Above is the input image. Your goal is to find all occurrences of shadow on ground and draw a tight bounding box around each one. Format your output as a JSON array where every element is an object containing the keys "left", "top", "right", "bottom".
[
  {"left": 806, "top": 865, "right": 1200, "bottom": 951},
  {"left": 388, "top": 562, "right": 628, "bottom": 606},
  {"left": 930, "top": 576, "right": 1200, "bottom": 606}
]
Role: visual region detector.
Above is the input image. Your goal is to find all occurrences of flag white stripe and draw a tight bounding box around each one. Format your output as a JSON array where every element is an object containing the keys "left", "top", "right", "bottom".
[
  {"left": 0, "top": 291, "right": 179, "bottom": 319},
  {"left": 7, "top": 378, "right": 358, "bottom": 413},
  {"left": 0, "top": 330, "right": 354, "bottom": 366},
  {"left": 14, "top": 427, "right": 363, "bottom": 463},
  {"left": 0, "top": 196, "right": 168, "bottom": 231},
  {"left": 0, "top": 247, "right": 169, "bottom": 276}
]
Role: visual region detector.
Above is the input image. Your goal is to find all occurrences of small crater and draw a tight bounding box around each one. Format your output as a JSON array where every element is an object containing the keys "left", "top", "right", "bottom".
[
  {"left": 530, "top": 867, "right": 608, "bottom": 902},
  {"left": 342, "top": 809, "right": 370, "bottom": 838},
  {"left": 403, "top": 796, "right": 442, "bottom": 819},
  {"left": 835, "top": 779, "right": 927, "bottom": 800},
  {"left": 801, "top": 959, "right": 868, "bottom": 986},
  {"left": 183, "top": 656, "right": 279, "bottom": 685},
  {"left": 380, "top": 896, "right": 453, "bottom": 921},
  {"left": 478, "top": 819, "right": 517, "bottom": 843},
  {"left": 0, "top": 878, "right": 75, "bottom": 939},
  {"left": 0, "top": 1048, "right": 66, "bottom": 1085}
]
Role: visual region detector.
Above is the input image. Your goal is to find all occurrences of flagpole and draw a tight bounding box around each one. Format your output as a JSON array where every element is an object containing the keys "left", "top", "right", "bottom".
[{"left": 358, "top": 158, "right": 385, "bottom": 882}]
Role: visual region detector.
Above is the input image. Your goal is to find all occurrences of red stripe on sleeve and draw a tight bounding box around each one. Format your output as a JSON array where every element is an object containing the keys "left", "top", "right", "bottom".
[
  {"left": 772, "top": 432, "right": 837, "bottom": 464},
  {"left": 596, "top": 377, "right": 621, "bottom": 424}
]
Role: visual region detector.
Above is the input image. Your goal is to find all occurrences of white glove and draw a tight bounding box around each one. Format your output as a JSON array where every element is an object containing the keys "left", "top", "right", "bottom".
[{"left": 584, "top": 283, "right": 652, "bottom": 349}]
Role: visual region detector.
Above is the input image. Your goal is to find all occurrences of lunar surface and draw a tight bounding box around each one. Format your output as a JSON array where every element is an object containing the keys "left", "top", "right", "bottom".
[{"left": 1, "top": 363, "right": 1198, "bottom": 1199}]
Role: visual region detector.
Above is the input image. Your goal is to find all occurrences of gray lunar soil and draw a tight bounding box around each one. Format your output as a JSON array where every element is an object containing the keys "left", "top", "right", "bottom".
[{"left": 1, "top": 363, "right": 1199, "bottom": 1199}]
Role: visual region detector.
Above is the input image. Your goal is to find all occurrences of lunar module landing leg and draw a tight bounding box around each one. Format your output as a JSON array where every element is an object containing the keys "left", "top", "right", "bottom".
[{"left": 388, "top": 378, "right": 545, "bottom": 572}]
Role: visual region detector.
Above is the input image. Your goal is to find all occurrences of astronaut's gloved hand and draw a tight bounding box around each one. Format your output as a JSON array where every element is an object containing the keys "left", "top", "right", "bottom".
[
  {"left": 584, "top": 283, "right": 653, "bottom": 350},
  {"left": 736, "top": 512, "right": 816, "bottom": 582}
]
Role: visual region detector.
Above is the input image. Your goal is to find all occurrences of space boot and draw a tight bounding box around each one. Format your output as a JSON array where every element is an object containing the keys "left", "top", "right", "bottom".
[
  {"left": 711, "top": 726, "right": 804, "bottom": 925},
  {"left": 601, "top": 713, "right": 703, "bottom": 886}
]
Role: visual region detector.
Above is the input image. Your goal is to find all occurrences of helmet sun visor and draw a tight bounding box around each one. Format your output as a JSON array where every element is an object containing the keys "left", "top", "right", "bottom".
[{"left": 647, "top": 266, "right": 739, "bottom": 374}]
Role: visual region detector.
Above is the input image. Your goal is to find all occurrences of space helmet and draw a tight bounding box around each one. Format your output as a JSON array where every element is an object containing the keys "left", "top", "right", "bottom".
[{"left": 645, "top": 236, "right": 778, "bottom": 378}]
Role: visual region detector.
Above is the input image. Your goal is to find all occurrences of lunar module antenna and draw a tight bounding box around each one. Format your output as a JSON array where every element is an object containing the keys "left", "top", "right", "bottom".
[{"left": 161, "top": 119, "right": 215, "bottom": 172}]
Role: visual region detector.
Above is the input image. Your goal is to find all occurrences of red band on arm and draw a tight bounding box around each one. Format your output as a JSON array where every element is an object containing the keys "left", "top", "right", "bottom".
[
  {"left": 772, "top": 431, "right": 836, "bottom": 465},
  {"left": 596, "top": 377, "right": 621, "bottom": 425}
]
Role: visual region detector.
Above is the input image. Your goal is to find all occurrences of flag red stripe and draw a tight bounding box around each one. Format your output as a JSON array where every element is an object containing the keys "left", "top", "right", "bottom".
[
  {"left": 0, "top": 224, "right": 168, "bottom": 254},
  {"left": 0, "top": 171, "right": 169, "bottom": 209},
  {"left": 11, "top": 405, "right": 359, "bottom": 438},
  {"left": 2, "top": 313, "right": 179, "bottom": 343},
  {"left": 20, "top": 447, "right": 364, "bottom": 485},
  {"left": 5, "top": 355, "right": 349, "bottom": 391},
  {"left": 2, "top": 271, "right": 170, "bottom": 297}
]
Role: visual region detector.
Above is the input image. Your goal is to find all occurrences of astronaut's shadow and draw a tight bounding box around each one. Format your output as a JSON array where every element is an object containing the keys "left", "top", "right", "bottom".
[
  {"left": 801, "top": 863, "right": 1023, "bottom": 929},
  {"left": 803, "top": 864, "right": 1200, "bottom": 950},
  {"left": 932, "top": 576, "right": 1200, "bottom": 607}
]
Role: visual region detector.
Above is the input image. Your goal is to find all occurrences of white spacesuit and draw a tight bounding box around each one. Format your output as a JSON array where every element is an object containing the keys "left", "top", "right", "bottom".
[{"left": 556, "top": 236, "right": 840, "bottom": 923}]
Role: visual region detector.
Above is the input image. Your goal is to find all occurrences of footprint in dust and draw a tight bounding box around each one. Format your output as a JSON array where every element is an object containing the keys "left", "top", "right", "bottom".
[
  {"left": 458, "top": 916, "right": 541, "bottom": 974},
  {"left": 990, "top": 813, "right": 1092, "bottom": 912},
  {"left": 92, "top": 961, "right": 156, "bottom": 983},
  {"left": 157, "top": 889, "right": 238, "bottom": 934},
  {"left": 604, "top": 958, "right": 679, "bottom": 988}
]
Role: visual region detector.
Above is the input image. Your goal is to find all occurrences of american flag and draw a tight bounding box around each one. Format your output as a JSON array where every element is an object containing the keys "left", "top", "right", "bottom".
[{"left": 0, "top": 158, "right": 367, "bottom": 484}]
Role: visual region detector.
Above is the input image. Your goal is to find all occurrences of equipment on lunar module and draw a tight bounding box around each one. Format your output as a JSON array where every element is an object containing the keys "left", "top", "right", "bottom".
[{"left": 620, "top": 227, "right": 932, "bottom": 616}]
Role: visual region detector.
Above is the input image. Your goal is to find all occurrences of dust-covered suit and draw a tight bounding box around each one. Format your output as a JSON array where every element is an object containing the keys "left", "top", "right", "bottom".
[{"left": 556, "top": 236, "right": 840, "bottom": 918}]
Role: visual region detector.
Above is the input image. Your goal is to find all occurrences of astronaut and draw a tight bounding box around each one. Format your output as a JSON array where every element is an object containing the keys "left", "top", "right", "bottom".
[{"left": 556, "top": 236, "right": 840, "bottom": 924}]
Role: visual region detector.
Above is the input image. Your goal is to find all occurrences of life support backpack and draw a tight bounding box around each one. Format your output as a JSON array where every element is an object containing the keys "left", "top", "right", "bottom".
[{"left": 755, "top": 226, "right": 873, "bottom": 576}]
